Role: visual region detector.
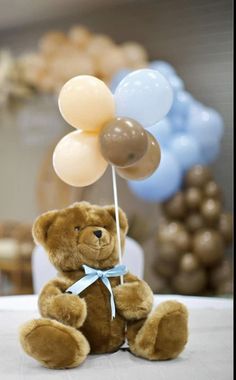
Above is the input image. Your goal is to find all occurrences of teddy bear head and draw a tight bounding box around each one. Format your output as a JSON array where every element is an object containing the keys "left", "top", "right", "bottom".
[{"left": 32, "top": 202, "right": 128, "bottom": 271}]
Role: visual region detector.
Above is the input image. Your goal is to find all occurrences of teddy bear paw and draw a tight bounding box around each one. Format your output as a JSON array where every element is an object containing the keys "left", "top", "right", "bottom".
[
  {"left": 47, "top": 294, "right": 87, "bottom": 328},
  {"left": 128, "top": 301, "right": 188, "bottom": 360},
  {"left": 19, "top": 318, "right": 90, "bottom": 369}
]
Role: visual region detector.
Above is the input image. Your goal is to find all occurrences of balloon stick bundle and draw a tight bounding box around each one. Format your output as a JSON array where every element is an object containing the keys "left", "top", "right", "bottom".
[{"left": 53, "top": 69, "right": 174, "bottom": 273}]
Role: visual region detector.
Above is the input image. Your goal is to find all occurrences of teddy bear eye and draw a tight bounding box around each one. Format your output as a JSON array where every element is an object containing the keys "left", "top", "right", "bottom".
[{"left": 74, "top": 226, "right": 81, "bottom": 232}]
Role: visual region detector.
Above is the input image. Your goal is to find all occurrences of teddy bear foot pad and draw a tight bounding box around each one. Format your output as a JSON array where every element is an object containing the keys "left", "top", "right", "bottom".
[
  {"left": 20, "top": 318, "right": 90, "bottom": 369},
  {"left": 128, "top": 301, "right": 188, "bottom": 360}
]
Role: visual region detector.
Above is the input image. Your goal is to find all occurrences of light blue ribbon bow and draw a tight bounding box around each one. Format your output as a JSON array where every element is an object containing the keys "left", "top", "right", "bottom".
[{"left": 65, "top": 264, "right": 128, "bottom": 319}]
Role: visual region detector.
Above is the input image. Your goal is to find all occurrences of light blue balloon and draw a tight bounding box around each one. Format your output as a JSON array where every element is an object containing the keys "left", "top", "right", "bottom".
[
  {"left": 148, "top": 60, "right": 176, "bottom": 77},
  {"left": 187, "top": 100, "right": 205, "bottom": 119},
  {"left": 187, "top": 107, "right": 224, "bottom": 146},
  {"left": 186, "top": 100, "right": 205, "bottom": 125},
  {"left": 168, "top": 114, "right": 186, "bottom": 132},
  {"left": 109, "top": 69, "right": 132, "bottom": 93},
  {"left": 201, "top": 140, "right": 221, "bottom": 164},
  {"left": 128, "top": 149, "right": 182, "bottom": 202},
  {"left": 170, "top": 90, "right": 193, "bottom": 117},
  {"left": 167, "top": 75, "right": 185, "bottom": 93},
  {"left": 114, "top": 69, "right": 174, "bottom": 127},
  {"left": 147, "top": 118, "right": 172, "bottom": 146},
  {"left": 168, "top": 134, "right": 202, "bottom": 170}
]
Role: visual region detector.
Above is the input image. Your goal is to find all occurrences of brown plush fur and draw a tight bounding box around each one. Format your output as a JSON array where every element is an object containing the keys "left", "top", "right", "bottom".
[{"left": 19, "top": 202, "right": 188, "bottom": 369}]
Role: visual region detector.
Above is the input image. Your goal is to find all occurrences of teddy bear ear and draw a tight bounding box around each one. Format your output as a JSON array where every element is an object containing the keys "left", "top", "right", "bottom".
[
  {"left": 32, "top": 210, "right": 58, "bottom": 246},
  {"left": 105, "top": 206, "right": 129, "bottom": 235}
]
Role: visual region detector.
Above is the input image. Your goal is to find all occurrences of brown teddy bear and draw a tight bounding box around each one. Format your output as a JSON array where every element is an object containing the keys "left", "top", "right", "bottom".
[{"left": 20, "top": 202, "right": 188, "bottom": 369}]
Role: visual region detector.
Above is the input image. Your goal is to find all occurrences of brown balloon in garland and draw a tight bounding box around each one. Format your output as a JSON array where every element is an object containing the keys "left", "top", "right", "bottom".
[
  {"left": 193, "top": 229, "right": 224, "bottom": 267},
  {"left": 172, "top": 268, "right": 207, "bottom": 295},
  {"left": 154, "top": 275, "right": 173, "bottom": 294},
  {"left": 218, "top": 213, "right": 233, "bottom": 244},
  {"left": 155, "top": 164, "right": 233, "bottom": 296},
  {"left": 180, "top": 253, "right": 200, "bottom": 272},
  {"left": 204, "top": 180, "right": 222, "bottom": 200},
  {"left": 185, "top": 187, "right": 202, "bottom": 210},
  {"left": 185, "top": 165, "right": 212, "bottom": 188},
  {"left": 158, "top": 242, "right": 180, "bottom": 263},
  {"left": 216, "top": 280, "right": 233, "bottom": 295},
  {"left": 209, "top": 259, "right": 232, "bottom": 289},
  {"left": 162, "top": 192, "right": 186, "bottom": 220},
  {"left": 174, "top": 229, "right": 191, "bottom": 252},
  {"left": 116, "top": 131, "right": 161, "bottom": 180},
  {"left": 153, "top": 256, "right": 177, "bottom": 279},
  {"left": 156, "top": 222, "right": 185, "bottom": 245},
  {"left": 99, "top": 117, "right": 148, "bottom": 167},
  {"left": 186, "top": 213, "right": 205, "bottom": 233},
  {"left": 201, "top": 198, "right": 221, "bottom": 225}
]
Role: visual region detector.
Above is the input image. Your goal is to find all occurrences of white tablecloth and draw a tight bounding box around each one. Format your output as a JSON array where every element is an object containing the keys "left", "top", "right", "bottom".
[{"left": 0, "top": 295, "right": 233, "bottom": 380}]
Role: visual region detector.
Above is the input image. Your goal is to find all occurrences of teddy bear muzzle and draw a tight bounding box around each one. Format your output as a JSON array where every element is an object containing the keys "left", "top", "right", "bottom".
[{"left": 79, "top": 226, "right": 111, "bottom": 249}]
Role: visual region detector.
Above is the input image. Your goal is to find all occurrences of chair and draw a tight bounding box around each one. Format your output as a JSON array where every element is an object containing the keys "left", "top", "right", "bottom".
[{"left": 32, "top": 236, "right": 144, "bottom": 294}]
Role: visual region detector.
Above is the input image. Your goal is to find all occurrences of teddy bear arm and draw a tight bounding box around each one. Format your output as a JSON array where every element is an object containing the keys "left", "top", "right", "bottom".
[
  {"left": 38, "top": 278, "right": 87, "bottom": 328},
  {"left": 113, "top": 273, "right": 153, "bottom": 320},
  {"left": 38, "top": 278, "right": 70, "bottom": 314}
]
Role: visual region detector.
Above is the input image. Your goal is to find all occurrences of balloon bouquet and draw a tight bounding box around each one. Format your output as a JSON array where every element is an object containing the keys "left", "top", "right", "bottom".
[
  {"left": 111, "top": 61, "right": 224, "bottom": 203},
  {"left": 53, "top": 69, "right": 173, "bottom": 275}
]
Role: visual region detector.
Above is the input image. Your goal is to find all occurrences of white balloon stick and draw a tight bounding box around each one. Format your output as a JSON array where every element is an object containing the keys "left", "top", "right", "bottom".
[{"left": 111, "top": 165, "right": 124, "bottom": 285}]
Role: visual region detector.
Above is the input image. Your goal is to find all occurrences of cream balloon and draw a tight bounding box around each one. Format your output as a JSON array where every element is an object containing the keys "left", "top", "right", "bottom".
[
  {"left": 53, "top": 130, "right": 108, "bottom": 187},
  {"left": 58, "top": 75, "right": 115, "bottom": 131}
]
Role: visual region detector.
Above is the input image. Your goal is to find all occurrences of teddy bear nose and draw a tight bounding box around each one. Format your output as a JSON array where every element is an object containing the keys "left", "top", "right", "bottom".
[{"left": 93, "top": 230, "right": 102, "bottom": 239}]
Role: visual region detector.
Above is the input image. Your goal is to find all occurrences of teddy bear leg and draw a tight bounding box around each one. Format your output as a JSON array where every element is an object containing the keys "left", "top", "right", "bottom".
[
  {"left": 19, "top": 318, "right": 90, "bottom": 369},
  {"left": 127, "top": 301, "right": 188, "bottom": 360}
]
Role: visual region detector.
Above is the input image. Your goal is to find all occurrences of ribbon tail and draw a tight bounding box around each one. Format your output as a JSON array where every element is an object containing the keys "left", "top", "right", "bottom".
[
  {"left": 66, "top": 273, "right": 98, "bottom": 295},
  {"left": 102, "top": 277, "right": 116, "bottom": 320}
]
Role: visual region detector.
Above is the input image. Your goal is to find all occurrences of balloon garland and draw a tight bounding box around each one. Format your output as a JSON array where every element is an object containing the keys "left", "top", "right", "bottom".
[
  {"left": 153, "top": 165, "right": 233, "bottom": 296},
  {"left": 52, "top": 69, "right": 173, "bottom": 275}
]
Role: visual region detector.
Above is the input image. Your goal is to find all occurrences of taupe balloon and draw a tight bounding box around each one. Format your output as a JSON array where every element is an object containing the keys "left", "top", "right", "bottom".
[
  {"left": 185, "top": 165, "right": 212, "bottom": 188},
  {"left": 175, "top": 230, "right": 191, "bottom": 252},
  {"left": 172, "top": 269, "right": 207, "bottom": 295},
  {"left": 209, "top": 260, "right": 232, "bottom": 289},
  {"left": 186, "top": 213, "right": 205, "bottom": 232},
  {"left": 116, "top": 131, "right": 161, "bottom": 180},
  {"left": 216, "top": 280, "right": 233, "bottom": 296},
  {"left": 99, "top": 117, "right": 148, "bottom": 167},
  {"left": 204, "top": 181, "right": 222, "bottom": 200},
  {"left": 158, "top": 243, "right": 180, "bottom": 263},
  {"left": 185, "top": 187, "right": 202, "bottom": 210},
  {"left": 157, "top": 222, "right": 185, "bottom": 244},
  {"left": 180, "top": 253, "right": 200, "bottom": 273},
  {"left": 154, "top": 275, "right": 172, "bottom": 294},
  {"left": 193, "top": 229, "right": 224, "bottom": 267},
  {"left": 153, "top": 257, "right": 177, "bottom": 279},
  {"left": 163, "top": 192, "right": 186, "bottom": 219},
  {"left": 201, "top": 198, "right": 221, "bottom": 224},
  {"left": 218, "top": 213, "right": 233, "bottom": 244}
]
